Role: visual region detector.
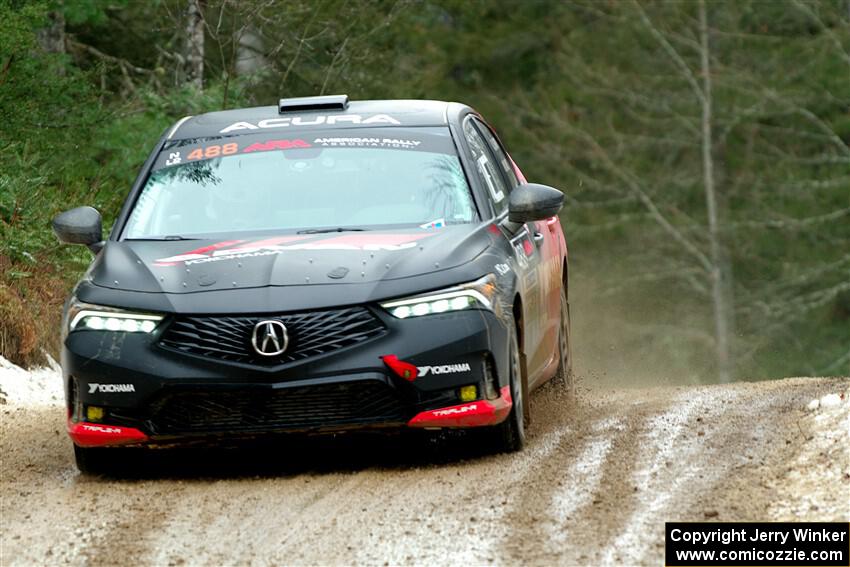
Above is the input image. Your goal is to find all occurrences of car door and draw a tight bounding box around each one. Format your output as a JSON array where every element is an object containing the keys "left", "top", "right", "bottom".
[
  {"left": 472, "top": 120, "right": 563, "bottom": 385},
  {"left": 462, "top": 117, "right": 554, "bottom": 387}
]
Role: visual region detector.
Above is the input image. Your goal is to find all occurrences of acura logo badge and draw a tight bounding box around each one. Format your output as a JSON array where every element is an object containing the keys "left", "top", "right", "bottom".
[{"left": 251, "top": 320, "right": 289, "bottom": 356}]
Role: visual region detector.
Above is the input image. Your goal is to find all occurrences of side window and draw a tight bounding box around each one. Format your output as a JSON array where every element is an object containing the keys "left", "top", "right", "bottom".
[
  {"left": 473, "top": 118, "right": 519, "bottom": 188},
  {"left": 463, "top": 118, "right": 509, "bottom": 216}
]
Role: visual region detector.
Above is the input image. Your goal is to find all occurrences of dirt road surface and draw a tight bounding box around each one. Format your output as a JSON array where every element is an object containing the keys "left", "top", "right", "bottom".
[{"left": 1, "top": 361, "right": 848, "bottom": 566}]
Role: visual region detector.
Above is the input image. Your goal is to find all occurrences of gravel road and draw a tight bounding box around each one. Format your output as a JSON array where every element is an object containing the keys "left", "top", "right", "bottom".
[{"left": 1, "top": 362, "right": 848, "bottom": 566}]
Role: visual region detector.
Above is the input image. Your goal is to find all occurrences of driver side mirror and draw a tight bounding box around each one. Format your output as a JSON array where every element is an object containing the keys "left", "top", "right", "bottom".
[
  {"left": 52, "top": 206, "right": 104, "bottom": 254},
  {"left": 508, "top": 183, "right": 564, "bottom": 223}
]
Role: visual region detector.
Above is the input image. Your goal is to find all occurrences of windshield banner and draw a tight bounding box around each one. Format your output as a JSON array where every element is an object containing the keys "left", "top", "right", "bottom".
[{"left": 153, "top": 129, "right": 456, "bottom": 171}]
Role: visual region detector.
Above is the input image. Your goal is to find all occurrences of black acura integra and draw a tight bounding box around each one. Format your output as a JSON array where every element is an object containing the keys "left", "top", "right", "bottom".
[{"left": 53, "top": 95, "right": 573, "bottom": 473}]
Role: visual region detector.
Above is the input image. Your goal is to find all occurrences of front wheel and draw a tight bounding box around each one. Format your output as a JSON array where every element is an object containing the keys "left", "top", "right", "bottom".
[
  {"left": 490, "top": 318, "right": 526, "bottom": 453},
  {"left": 74, "top": 445, "right": 127, "bottom": 476},
  {"left": 553, "top": 286, "right": 576, "bottom": 399}
]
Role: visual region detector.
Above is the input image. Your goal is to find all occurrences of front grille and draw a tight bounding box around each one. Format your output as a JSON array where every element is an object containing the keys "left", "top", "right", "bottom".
[
  {"left": 159, "top": 307, "right": 385, "bottom": 365},
  {"left": 149, "top": 381, "right": 409, "bottom": 434}
]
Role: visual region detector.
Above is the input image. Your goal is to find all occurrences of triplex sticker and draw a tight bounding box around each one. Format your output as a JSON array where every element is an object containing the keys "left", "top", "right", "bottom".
[
  {"left": 432, "top": 404, "right": 478, "bottom": 417},
  {"left": 79, "top": 424, "right": 125, "bottom": 434}
]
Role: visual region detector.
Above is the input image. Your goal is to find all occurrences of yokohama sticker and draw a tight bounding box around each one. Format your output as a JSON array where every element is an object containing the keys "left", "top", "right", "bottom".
[
  {"left": 417, "top": 363, "right": 471, "bottom": 377},
  {"left": 88, "top": 383, "right": 135, "bottom": 393}
]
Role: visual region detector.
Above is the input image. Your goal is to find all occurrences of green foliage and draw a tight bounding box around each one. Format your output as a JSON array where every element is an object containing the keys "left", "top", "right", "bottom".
[
  {"left": 0, "top": 0, "right": 847, "bottom": 378},
  {"left": 59, "top": 0, "right": 125, "bottom": 26}
]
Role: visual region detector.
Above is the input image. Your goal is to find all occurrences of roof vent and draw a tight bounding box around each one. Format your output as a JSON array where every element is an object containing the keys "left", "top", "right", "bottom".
[{"left": 278, "top": 94, "right": 349, "bottom": 114}]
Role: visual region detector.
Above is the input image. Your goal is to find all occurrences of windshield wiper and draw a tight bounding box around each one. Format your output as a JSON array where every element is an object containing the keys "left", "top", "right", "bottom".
[
  {"left": 125, "top": 235, "right": 201, "bottom": 241},
  {"left": 297, "top": 227, "right": 371, "bottom": 235}
]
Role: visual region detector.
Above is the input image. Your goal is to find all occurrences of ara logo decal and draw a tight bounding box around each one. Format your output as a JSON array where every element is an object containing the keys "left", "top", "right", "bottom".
[
  {"left": 88, "top": 383, "right": 136, "bottom": 394},
  {"left": 242, "top": 139, "right": 312, "bottom": 153},
  {"left": 220, "top": 114, "right": 402, "bottom": 134},
  {"left": 417, "top": 363, "right": 472, "bottom": 377}
]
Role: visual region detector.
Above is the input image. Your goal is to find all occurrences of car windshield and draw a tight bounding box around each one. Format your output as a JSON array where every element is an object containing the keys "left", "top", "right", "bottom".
[{"left": 123, "top": 127, "right": 476, "bottom": 239}]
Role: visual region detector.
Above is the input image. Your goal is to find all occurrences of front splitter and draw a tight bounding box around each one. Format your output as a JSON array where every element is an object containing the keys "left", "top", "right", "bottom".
[
  {"left": 68, "top": 420, "right": 149, "bottom": 448},
  {"left": 407, "top": 385, "right": 512, "bottom": 428}
]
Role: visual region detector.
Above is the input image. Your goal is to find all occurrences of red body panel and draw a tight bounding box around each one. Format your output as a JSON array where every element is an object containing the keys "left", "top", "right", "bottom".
[
  {"left": 381, "top": 354, "right": 418, "bottom": 381},
  {"left": 407, "top": 385, "right": 512, "bottom": 428},
  {"left": 68, "top": 420, "right": 149, "bottom": 447}
]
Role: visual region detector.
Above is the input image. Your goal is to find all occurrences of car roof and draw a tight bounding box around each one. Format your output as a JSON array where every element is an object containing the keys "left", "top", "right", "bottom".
[{"left": 168, "top": 99, "right": 454, "bottom": 140}]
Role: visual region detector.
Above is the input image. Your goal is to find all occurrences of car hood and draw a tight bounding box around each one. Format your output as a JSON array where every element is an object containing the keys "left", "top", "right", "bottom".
[{"left": 89, "top": 225, "right": 490, "bottom": 295}]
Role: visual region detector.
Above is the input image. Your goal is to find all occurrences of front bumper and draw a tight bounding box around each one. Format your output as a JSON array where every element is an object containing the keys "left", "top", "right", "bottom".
[{"left": 62, "top": 305, "right": 513, "bottom": 447}]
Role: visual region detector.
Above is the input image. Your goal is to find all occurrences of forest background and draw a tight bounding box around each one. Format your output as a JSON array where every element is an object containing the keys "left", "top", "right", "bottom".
[{"left": 1, "top": 0, "right": 848, "bottom": 383}]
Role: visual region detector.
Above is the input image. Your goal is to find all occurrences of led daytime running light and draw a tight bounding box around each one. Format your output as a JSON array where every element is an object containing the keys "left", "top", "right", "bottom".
[
  {"left": 69, "top": 310, "right": 162, "bottom": 333},
  {"left": 381, "top": 275, "right": 496, "bottom": 319}
]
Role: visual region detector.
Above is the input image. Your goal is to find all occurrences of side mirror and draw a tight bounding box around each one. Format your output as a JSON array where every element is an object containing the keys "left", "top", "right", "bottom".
[
  {"left": 508, "top": 183, "right": 564, "bottom": 223},
  {"left": 52, "top": 206, "right": 104, "bottom": 253}
]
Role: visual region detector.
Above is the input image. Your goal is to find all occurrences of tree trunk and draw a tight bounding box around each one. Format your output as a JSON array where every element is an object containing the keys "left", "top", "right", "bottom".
[
  {"left": 235, "top": 28, "right": 266, "bottom": 76},
  {"left": 185, "top": 0, "right": 204, "bottom": 89},
  {"left": 37, "top": 10, "right": 65, "bottom": 54},
  {"left": 698, "top": 0, "right": 733, "bottom": 382}
]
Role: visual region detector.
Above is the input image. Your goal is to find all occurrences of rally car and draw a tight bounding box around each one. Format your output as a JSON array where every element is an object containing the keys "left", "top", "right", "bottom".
[{"left": 53, "top": 95, "right": 573, "bottom": 474}]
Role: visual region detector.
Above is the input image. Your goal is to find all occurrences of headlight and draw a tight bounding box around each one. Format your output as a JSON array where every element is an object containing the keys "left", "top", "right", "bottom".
[
  {"left": 66, "top": 299, "right": 163, "bottom": 334},
  {"left": 381, "top": 274, "right": 497, "bottom": 319}
]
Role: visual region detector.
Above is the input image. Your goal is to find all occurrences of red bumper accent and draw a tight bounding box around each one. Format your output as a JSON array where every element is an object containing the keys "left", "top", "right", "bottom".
[
  {"left": 381, "top": 355, "right": 418, "bottom": 381},
  {"left": 407, "top": 385, "right": 512, "bottom": 428},
  {"left": 68, "top": 421, "right": 149, "bottom": 448}
]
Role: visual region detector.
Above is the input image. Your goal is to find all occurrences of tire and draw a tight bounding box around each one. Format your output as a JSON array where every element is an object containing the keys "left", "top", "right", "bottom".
[
  {"left": 74, "top": 445, "right": 120, "bottom": 476},
  {"left": 553, "top": 285, "right": 576, "bottom": 399},
  {"left": 491, "top": 316, "right": 526, "bottom": 453}
]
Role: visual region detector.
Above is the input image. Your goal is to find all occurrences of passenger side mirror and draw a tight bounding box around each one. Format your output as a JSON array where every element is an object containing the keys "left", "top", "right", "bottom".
[
  {"left": 508, "top": 183, "right": 564, "bottom": 223},
  {"left": 52, "top": 206, "right": 104, "bottom": 254}
]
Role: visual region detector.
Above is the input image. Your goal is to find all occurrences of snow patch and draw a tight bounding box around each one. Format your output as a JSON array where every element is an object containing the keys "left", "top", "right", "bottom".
[
  {"left": 0, "top": 355, "right": 63, "bottom": 407},
  {"left": 807, "top": 392, "right": 847, "bottom": 412},
  {"left": 772, "top": 384, "right": 850, "bottom": 521},
  {"left": 819, "top": 393, "right": 843, "bottom": 409}
]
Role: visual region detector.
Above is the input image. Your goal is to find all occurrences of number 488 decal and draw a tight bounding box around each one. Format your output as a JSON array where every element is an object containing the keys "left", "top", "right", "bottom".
[{"left": 186, "top": 143, "right": 238, "bottom": 161}]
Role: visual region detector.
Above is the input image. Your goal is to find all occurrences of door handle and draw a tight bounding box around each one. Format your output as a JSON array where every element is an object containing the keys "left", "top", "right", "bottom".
[{"left": 533, "top": 232, "right": 544, "bottom": 245}]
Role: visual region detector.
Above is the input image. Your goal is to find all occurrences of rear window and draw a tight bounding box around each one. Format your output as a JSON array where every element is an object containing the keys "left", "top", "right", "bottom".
[{"left": 123, "top": 127, "right": 475, "bottom": 239}]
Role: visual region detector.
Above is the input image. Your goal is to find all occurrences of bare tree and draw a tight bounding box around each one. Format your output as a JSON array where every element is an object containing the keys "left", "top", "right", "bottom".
[
  {"left": 185, "top": 0, "right": 205, "bottom": 89},
  {"left": 37, "top": 10, "right": 65, "bottom": 55},
  {"left": 493, "top": 0, "right": 849, "bottom": 382},
  {"left": 698, "top": 0, "right": 732, "bottom": 382}
]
